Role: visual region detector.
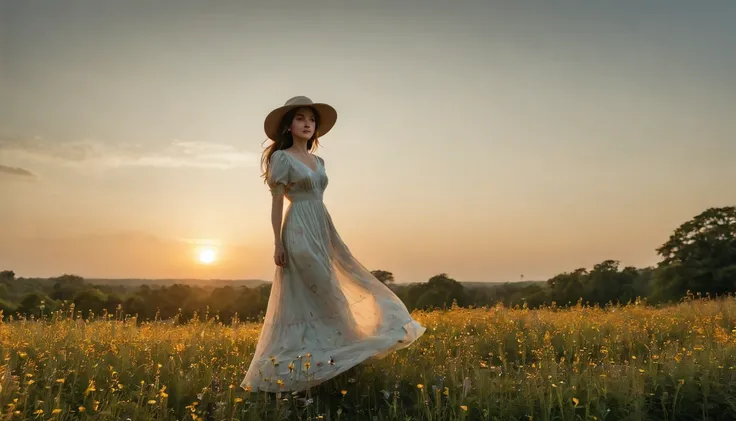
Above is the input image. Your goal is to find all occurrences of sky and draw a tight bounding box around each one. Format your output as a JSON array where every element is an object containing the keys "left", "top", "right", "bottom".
[{"left": 1, "top": 0, "right": 735, "bottom": 283}]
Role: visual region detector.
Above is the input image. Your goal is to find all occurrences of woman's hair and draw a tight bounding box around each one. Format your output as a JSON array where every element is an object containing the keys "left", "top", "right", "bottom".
[{"left": 260, "top": 106, "right": 321, "bottom": 182}]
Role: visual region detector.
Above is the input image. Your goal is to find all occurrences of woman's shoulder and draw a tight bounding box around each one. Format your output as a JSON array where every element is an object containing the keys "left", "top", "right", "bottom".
[
  {"left": 270, "top": 149, "right": 288, "bottom": 161},
  {"left": 268, "top": 150, "right": 291, "bottom": 173}
]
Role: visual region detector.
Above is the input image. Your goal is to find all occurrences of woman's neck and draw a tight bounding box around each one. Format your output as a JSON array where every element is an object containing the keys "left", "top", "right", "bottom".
[{"left": 289, "top": 138, "right": 310, "bottom": 153}]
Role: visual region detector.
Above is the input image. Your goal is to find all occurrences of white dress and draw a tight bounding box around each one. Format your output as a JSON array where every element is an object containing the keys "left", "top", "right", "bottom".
[{"left": 240, "top": 149, "right": 426, "bottom": 393}]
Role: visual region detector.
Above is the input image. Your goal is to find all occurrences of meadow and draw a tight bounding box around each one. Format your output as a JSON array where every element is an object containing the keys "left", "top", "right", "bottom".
[{"left": 1, "top": 296, "right": 735, "bottom": 421}]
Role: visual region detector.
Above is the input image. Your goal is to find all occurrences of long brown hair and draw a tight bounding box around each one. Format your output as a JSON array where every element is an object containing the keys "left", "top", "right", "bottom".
[{"left": 260, "top": 106, "right": 321, "bottom": 182}]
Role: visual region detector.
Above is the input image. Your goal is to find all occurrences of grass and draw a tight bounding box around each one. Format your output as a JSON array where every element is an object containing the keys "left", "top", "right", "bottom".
[{"left": 1, "top": 296, "right": 736, "bottom": 420}]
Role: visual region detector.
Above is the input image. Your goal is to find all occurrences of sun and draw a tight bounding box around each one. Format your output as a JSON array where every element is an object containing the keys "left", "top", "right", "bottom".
[{"left": 198, "top": 247, "right": 217, "bottom": 265}]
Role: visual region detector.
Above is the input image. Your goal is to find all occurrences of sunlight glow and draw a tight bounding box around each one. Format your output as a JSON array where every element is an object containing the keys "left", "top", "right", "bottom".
[{"left": 198, "top": 248, "right": 217, "bottom": 265}]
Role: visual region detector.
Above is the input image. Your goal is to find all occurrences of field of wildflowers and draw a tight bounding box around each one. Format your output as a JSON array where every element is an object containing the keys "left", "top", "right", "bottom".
[{"left": 1, "top": 296, "right": 736, "bottom": 420}]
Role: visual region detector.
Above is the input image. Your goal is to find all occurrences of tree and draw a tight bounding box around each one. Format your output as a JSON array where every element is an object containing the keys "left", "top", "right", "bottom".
[
  {"left": 73, "top": 288, "right": 108, "bottom": 317},
  {"left": 547, "top": 268, "right": 587, "bottom": 304},
  {"left": 53, "top": 274, "right": 85, "bottom": 287},
  {"left": 544, "top": 260, "right": 649, "bottom": 306},
  {"left": 17, "top": 291, "right": 54, "bottom": 316},
  {"left": 652, "top": 206, "right": 736, "bottom": 301},
  {"left": 411, "top": 273, "right": 470, "bottom": 310},
  {"left": 584, "top": 260, "right": 641, "bottom": 305},
  {"left": 0, "top": 270, "right": 15, "bottom": 281},
  {"left": 370, "top": 270, "right": 395, "bottom": 285}
]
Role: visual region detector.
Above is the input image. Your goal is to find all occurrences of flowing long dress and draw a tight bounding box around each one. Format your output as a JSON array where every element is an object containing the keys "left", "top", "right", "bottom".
[{"left": 240, "top": 149, "right": 426, "bottom": 393}]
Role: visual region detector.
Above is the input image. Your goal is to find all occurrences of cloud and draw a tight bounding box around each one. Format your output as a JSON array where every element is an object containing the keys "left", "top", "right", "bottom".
[
  {"left": 0, "top": 135, "right": 260, "bottom": 171},
  {"left": 0, "top": 164, "right": 37, "bottom": 180}
]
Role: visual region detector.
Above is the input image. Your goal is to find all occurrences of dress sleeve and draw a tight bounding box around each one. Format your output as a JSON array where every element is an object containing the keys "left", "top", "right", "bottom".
[{"left": 268, "top": 150, "right": 290, "bottom": 196}]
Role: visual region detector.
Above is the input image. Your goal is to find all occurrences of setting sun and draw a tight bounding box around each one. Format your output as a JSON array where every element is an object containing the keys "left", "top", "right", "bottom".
[{"left": 198, "top": 248, "right": 217, "bottom": 265}]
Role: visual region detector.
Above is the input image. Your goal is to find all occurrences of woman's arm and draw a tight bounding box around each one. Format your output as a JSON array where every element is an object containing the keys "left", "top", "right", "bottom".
[
  {"left": 271, "top": 194, "right": 284, "bottom": 244},
  {"left": 272, "top": 194, "right": 286, "bottom": 266},
  {"left": 267, "top": 150, "right": 288, "bottom": 266}
]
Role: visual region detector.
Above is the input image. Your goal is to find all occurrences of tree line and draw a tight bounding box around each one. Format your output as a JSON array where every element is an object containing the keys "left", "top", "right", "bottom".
[{"left": 1, "top": 206, "right": 734, "bottom": 322}]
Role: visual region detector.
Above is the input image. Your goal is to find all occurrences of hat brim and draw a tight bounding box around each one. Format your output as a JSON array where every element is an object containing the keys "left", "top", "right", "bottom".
[{"left": 264, "top": 103, "right": 337, "bottom": 141}]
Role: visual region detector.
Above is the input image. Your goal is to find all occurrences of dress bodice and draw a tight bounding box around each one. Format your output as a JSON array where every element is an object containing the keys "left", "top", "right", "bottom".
[{"left": 267, "top": 149, "right": 328, "bottom": 203}]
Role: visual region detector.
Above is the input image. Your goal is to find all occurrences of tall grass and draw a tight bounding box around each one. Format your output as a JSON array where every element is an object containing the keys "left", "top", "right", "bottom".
[{"left": 1, "top": 296, "right": 735, "bottom": 420}]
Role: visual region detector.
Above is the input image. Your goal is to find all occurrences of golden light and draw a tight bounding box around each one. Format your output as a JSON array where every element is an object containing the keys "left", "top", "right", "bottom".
[{"left": 198, "top": 247, "right": 217, "bottom": 265}]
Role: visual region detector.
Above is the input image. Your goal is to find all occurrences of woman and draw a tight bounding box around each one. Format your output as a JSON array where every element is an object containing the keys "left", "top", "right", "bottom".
[{"left": 240, "top": 96, "right": 426, "bottom": 393}]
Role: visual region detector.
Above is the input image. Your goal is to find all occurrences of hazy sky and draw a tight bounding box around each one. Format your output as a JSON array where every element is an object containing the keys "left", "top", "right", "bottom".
[{"left": 1, "top": 0, "right": 735, "bottom": 283}]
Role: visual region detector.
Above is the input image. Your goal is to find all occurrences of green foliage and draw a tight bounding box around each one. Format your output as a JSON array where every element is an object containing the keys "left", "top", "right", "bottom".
[
  {"left": 371, "top": 269, "right": 395, "bottom": 285},
  {"left": 544, "top": 261, "right": 653, "bottom": 307},
  {"left": 17, "top": 291, "right": 54, "bottom": 317},
  {"left": 652, "top": 206, "right": 736, "bottom": 302},
  {"left": 397, "top": 273, "right": 471, "bottom": 310}
]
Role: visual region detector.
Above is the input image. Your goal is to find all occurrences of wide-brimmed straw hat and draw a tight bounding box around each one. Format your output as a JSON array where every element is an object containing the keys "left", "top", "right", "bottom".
[{"left": 263, "top": 96, "right": 337, "bottom": 141}]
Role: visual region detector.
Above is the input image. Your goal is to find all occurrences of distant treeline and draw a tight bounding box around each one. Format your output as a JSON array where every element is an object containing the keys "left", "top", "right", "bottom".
[{"left": 1, "top": 206, "right": 734, "bottom": 322}]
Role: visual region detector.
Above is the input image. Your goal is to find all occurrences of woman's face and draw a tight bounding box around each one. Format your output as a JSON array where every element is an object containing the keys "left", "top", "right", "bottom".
[{"left": 289, "top": 107, "right": 317, "bottom": 141}]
